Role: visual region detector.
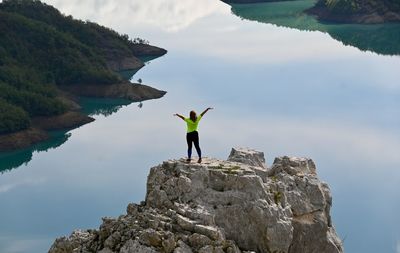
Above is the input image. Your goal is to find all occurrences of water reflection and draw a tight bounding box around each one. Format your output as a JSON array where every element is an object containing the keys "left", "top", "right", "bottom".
[
  {"left": 0, "top": 53, "right": 163, "bottom": 173},
  {"left": 0, "top": 98, "right": 136, "bottom": 173},
  {"left": 0, "top": 131, "right": 71, "bottom": 173},
  {"left": 79, "top": 97, "right": 132, "bottom": 117},
  {"left": 227, "top": 0, "right": 400, "bottom": 56},
  {"left": 47, "top": 0, "right": 226, "bottom": 32},
  {"left": 118, "top": 68, "right": 141, "bottom": 80}
]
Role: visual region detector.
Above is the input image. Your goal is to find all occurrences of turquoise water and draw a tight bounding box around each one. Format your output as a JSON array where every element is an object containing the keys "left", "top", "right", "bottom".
[
  {"left": 0, "top": 0, "right": 399, "bottom": 252},
  {"left": 230, "top": 0, "right": 400, "bottom": 56}
]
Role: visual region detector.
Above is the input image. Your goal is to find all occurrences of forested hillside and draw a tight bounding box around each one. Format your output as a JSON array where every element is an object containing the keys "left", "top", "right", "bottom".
[
  {"left": 0, "top": 0, "right": 164, "bottom": 135},
  {"left": 308, "top": 0, "right": 400, "bottom": 23},
  {"left": 221, "top": 0, "right": 400, "bottom": 23}
]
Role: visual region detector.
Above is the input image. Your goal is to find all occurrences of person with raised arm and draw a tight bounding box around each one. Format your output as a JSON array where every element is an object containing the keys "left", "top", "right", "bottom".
[{"left": 174, "top": 107, "right": 213, "bottom": 163}]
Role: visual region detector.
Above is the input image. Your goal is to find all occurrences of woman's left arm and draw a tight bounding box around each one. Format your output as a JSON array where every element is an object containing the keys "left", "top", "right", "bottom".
[{"left": 200, "top": 107, "right": 213, "bottom": 117}]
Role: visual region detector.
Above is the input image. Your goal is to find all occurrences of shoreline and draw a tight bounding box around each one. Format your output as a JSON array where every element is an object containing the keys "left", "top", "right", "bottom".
[
  {"left": 307, "top": 6, "right": 400, "bottom": 24},
  {"left": 0, "top": 80, "right": 166, "bottom": 152},
  {"left": 220, "top": 0, "right": 400, "bottom": 24},
  {"left": 60, "top": 81, "right": 166, "bottom": 102},
  {"left": 306, "top": 1, "right": 400, "bottom": 24}
]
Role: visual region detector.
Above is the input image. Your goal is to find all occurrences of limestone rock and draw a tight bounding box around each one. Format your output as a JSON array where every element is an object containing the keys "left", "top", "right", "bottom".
[
  {"left": 48, "top": 230, "right": 94, "bottom": 253},
  {"left": 49, "top": 148, "right": 343, "bottom": 253},
  {"left": 227, "top": 147, "right": 266, "bottom": 168},
  {"left": 120, "top": 239, "right": 157, "bottom": 253}
]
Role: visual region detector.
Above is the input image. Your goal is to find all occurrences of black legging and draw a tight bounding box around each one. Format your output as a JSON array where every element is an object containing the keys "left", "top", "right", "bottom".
[{"left": 186, "top": 131, "right": 201, "bottom": 159}]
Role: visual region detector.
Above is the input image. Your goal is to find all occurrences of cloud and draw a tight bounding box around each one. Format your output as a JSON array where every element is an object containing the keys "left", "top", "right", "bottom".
[
  {"left": 0, "top": 178, "right": 46, "bottom": 194},
  {"left": 45, "top": 0, "right": 227, "bottom": 32},
  {"left": 42, "top": 0, "right": 400, "bottom": 74},
  {"left": 193, "top": 24, "right": 358, "bottom": 63},
  {"left": 193, "top": 116, "right": 400, "bottom": 170},
  {"left": 43, "top": 0, "right": 350, "bottom": 64},
  {"left": 397, "top": 240, "right": 400, "bottom": 253},
  {"left": 0, "top": 237, "right": 50, "bottom": 253},
  {"left": 73, "top": 105, "right": 400, "bottom": 170}
]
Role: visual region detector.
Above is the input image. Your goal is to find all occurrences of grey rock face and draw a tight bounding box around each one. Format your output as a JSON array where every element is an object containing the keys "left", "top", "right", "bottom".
[
  {"left": 49, "top": 148, "right": 343, "bottom": 253},
  {"left": 227, "top": 147, "right": 266, "bottom": 168}
]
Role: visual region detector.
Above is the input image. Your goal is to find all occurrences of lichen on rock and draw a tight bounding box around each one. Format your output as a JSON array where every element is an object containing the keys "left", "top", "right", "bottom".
[{"left": 49, "top": 147, "right": 344, "bottom": 253}]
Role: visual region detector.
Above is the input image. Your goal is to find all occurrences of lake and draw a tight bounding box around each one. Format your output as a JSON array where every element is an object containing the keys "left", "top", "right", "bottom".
[{"left": 0, "top": 0, "right": 399, "bottom": 252}]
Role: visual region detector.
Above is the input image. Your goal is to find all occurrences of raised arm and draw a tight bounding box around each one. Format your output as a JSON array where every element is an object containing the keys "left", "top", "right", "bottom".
[
  {"left": 200, "top": 107, "right": 213, "bottom": 117},
  {"left": 174, "top": 113, "right": 185, "bottom": 121}
]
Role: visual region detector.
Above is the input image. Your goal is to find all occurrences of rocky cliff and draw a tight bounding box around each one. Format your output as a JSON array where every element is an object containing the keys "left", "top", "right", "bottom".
[{"left": 49, "top": 148, "right": 343, "bottom": 253}]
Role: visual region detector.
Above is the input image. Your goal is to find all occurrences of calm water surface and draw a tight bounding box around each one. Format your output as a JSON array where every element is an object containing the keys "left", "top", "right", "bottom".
[{"left": 0, "top": 1, "right": 399, "bottom": 252}]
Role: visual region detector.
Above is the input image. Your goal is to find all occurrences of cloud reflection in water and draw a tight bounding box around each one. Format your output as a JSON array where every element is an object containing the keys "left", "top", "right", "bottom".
[{"left": 47, "top": 0, "right": 227, "bottom": 32}]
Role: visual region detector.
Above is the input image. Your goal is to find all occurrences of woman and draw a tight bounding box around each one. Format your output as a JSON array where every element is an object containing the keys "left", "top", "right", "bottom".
[{"left": 174, "top": 107, "right": 213, "bottom": 163}]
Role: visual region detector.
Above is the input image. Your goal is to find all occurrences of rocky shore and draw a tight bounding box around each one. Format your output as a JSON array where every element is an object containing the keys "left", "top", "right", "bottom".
[
  {"left": 0, "top": 128, "right": 49, "bottom": 152},
  {"left": 60, "top": 82, "right": 166, "bottom": 102},
  {"left": 106, "top": 47, "right": 167, "bottom": 72},
  {"left": 49, "top": 148, "right": 343, "bottom": 253}
]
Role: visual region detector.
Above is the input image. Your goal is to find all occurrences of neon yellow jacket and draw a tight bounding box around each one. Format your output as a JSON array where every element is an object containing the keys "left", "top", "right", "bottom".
[{"left": 184, "top": 115, "right": 202, "bottom": 133}]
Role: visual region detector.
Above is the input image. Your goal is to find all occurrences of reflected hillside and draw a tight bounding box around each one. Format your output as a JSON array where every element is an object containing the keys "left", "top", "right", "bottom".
[
  {"left": 81, "top": 65, "right": 153, "bottom": 116},
  {"left": 0, "top": 54, "right": 161, "bottom": 173},
  {"left": 0, "top": 97, "right": 138, "bottom": 173},
  {"left": 48, "top": 0, "right": 225, "bottom": 32},
  {"left": 228, "top": 0, "right": 400, "bottom": 56},
  {"left": 117, "top": 56, "right": 159, "bottom": 81},
  {"left": 0, "top": 39, "right": 153, "bottom": 172},
  {"left": 0, "top": 131, "right": 70, "bottom": 173},
  {"left": 79, "top": 97, "right": 132, "bottom": 117},
  {"left": 118, "top": 69, "right": 141, "bottom": 80}
]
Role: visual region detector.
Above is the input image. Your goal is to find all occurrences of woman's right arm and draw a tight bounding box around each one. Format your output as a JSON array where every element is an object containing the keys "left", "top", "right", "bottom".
[{"left": 174, "top": 114, "right": 185, "bottom": 120}]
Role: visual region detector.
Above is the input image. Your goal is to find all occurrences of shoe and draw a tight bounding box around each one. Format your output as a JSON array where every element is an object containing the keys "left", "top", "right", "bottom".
[
  {"left": 198, "top": 158, "right": 202, "bottom": 163},
  {"left": 186, "top": 159, "right": 191, "bottom": 163}
]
